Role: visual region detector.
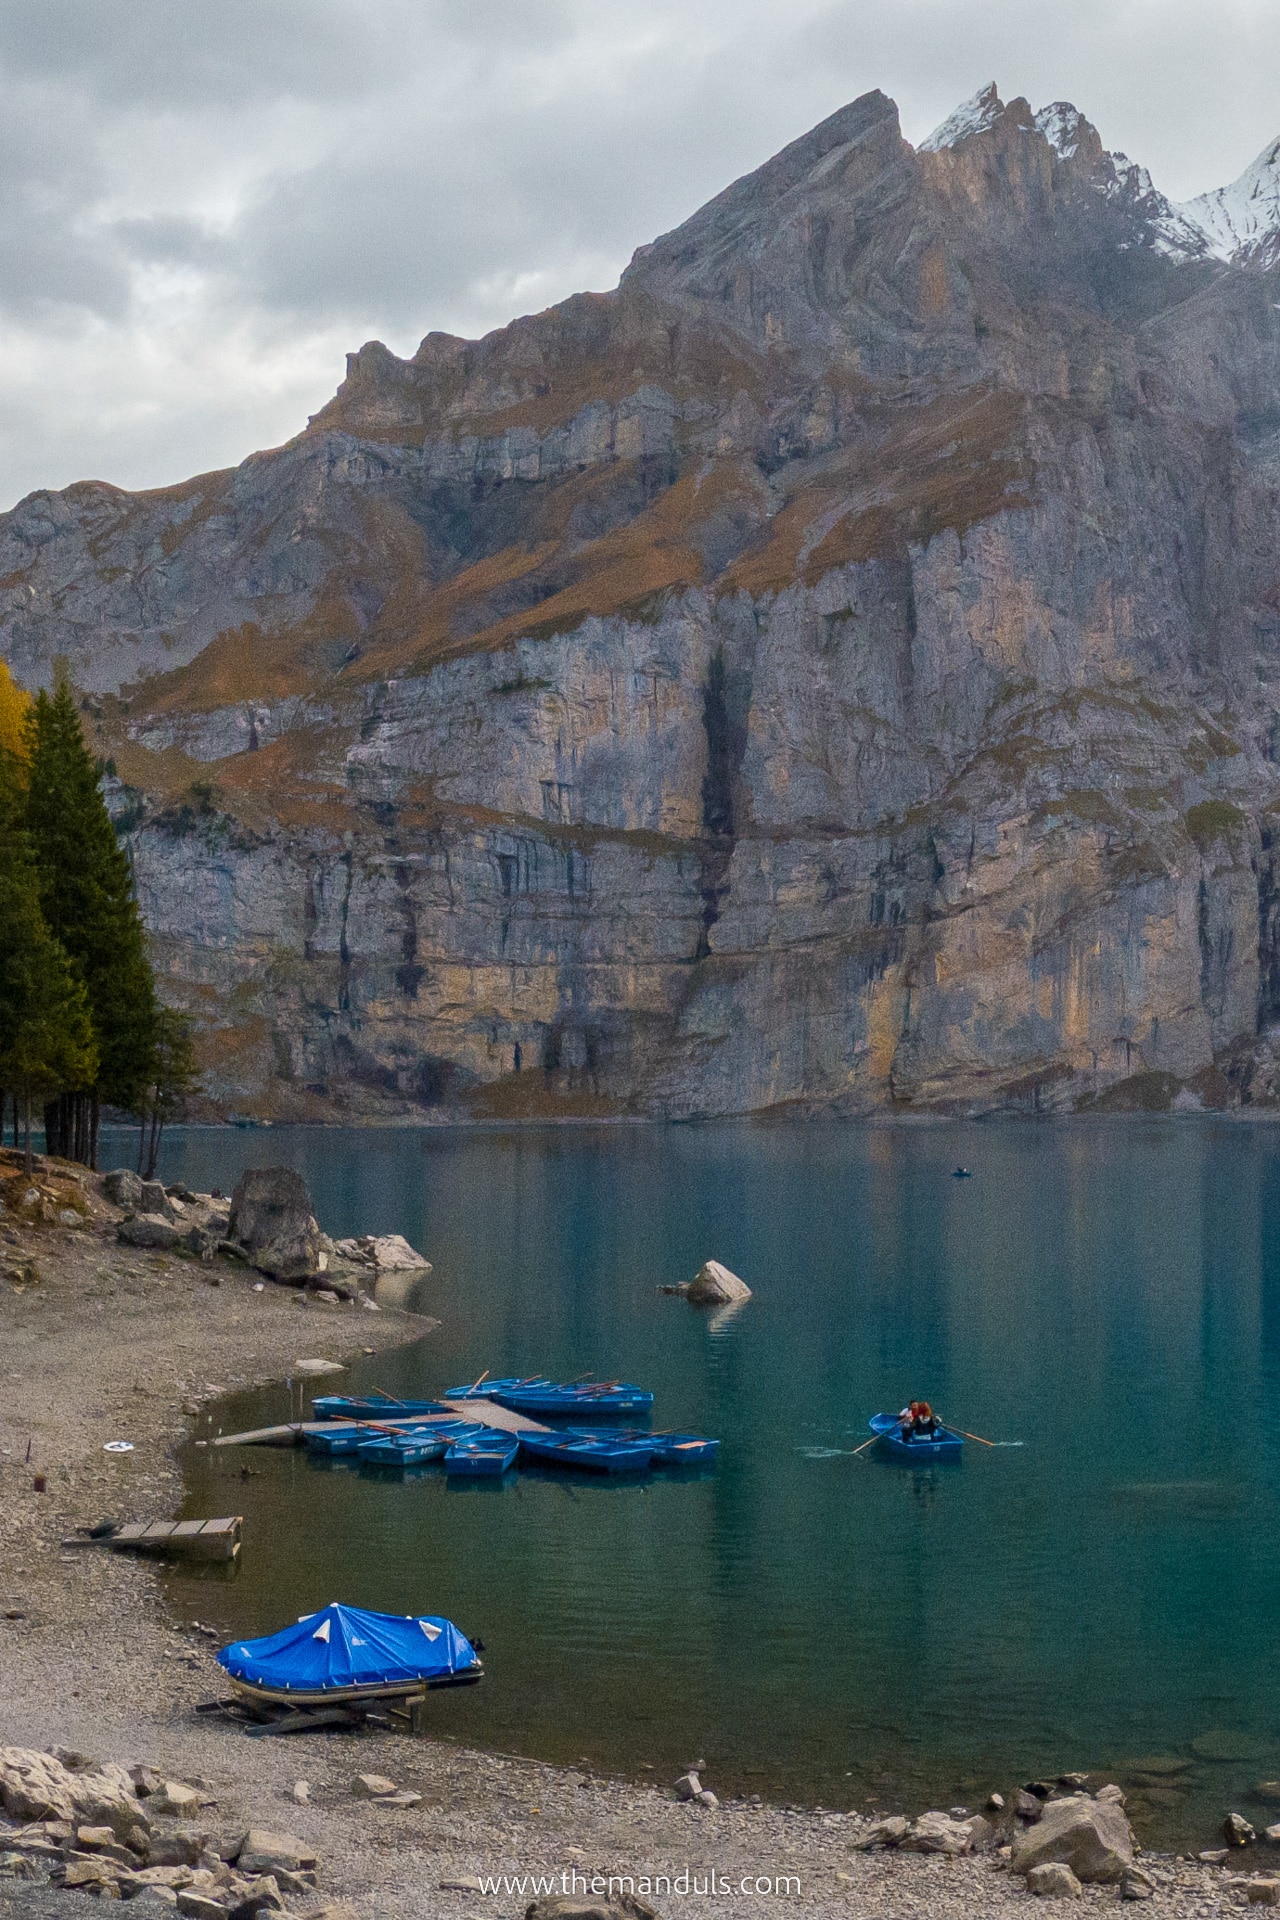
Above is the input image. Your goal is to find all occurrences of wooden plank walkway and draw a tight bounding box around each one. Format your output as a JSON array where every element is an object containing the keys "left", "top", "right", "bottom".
[
  {"left": 207, "top": 1399, "right": 547, "bottom": 1449},
  {"left": 109, "top": 1517, "right": 241, "bottom": 1561}
]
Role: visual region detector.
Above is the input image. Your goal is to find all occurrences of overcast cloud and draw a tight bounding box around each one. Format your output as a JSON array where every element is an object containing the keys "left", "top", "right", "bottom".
[{"left": 2, "top": 0, "right": 1278, "bottom": 510}]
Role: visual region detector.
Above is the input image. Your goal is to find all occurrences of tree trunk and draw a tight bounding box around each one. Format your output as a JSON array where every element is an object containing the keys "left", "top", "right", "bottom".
[
  {"left": 89, "top": 1096, "right": 100, "bottom": 1173},
  {"left": 23, "top": 1095, "right": 32, "bottom": 1177}
]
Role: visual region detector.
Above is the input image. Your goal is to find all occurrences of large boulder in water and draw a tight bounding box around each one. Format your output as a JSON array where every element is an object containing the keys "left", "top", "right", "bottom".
[
  {"left": 228, "top": 1167, "right": 325, "bottom": 1281},
  {"left": 1010, "top": 1793, "right": 1136, "bottom": 1885},
  {"left": 685, "top": 1260, "right": 751, "bottom": 1305}
]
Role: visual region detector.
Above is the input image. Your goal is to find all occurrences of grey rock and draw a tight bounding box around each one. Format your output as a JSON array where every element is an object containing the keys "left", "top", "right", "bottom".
[
  {"left": 1026, "top": 1862, "right": 1082, "bottom": 1898},
  {"left": 139, "top": 1181, "right": 174, "bottom": 1218},
  {"left": 524, "top": 1896, "right": 660, "bottom": 1920},
  {"left": 856, "top": 1815, "right": 910, "bottom": 1850},
  {"left": 146, "top": 1830, "right": 210, "bottom": 1869},
  {"left": 987, "top": 1792, "right": 1006, "bottom": 1812},
  {"left": 672, "top": 1771, "right": 701, "bottom": 1802},
  {"left": 1120, "top": 1868, "right": 1157, "bottom": 1901},
  {"left": 1257, "top": 1783, "right": 1280, "bottom": 1805},
  {"left": 685, "top": 1262, "right": 752, "bottom": 1306},
  {"left": 696, "top": 1790, "right": 718, "bottom": 1809},
  {"left": 1015, "top": 1789, "right": 1044, "bottom": 1821},
  {"left": 233, "top": 1831, "right": 316, "bottom": 1876},
  {"left": 901, "top": 1811, "right": 978, "bottom": 1855},
  {"left": 1227, "top": 1812, "right": 1258, "bottom": 1846},
  {"left": 176, "top": 1893, "right": 226, "bottom": 1920},
  {"left": 1009, "top": 1793, "right": 1135, "bottom": 1885},
  {"left": 1244, "top": 1882, "right": 1280, "bottom": 1906},
  {"left": 227, "top": 1170, "right": 324, "bottom": 1281},
  {"left": 117, "top": 1213, "right": 181, "bottom": 1250},
  {"left": 1198, "top": 1848, "right": 1229, "bottom": 1864},
  {"left": 102, "top": 1170, "right": 144, "bottom": 1208},
  {"left": 1265, "top": 1823, "right": 1280, "bottom": 1844}
]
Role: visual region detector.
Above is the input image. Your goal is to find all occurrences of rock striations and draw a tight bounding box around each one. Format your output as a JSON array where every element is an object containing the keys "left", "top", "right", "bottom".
[{"left": 4, "top": 84, "right": 1280, "bottom": 1120}]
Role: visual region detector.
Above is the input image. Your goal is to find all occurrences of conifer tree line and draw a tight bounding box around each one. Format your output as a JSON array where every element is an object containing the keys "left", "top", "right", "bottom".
[{"left": 0, "top": 667, "right": 196, "bottom": 1172}]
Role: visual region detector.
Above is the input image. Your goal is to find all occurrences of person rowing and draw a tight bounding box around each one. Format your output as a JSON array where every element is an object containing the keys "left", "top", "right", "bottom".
[{"left": 897, "top": 1400, "right": 942, "bottom": 1443}]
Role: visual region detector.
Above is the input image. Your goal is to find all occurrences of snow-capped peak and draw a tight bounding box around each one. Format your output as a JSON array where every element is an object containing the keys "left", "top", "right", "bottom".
[
  {"left": 1177, "top": 135, "right": 1280, "bottom": 267},
  {"left": 1034, "top": 102, "right": 1086, "bottom": 160},
  {"left": 1105, "top": 153, "right": 1213, "bottom": 262},
  {"left": 920, "top": 83, "right": 1002, "bottom": 153}
]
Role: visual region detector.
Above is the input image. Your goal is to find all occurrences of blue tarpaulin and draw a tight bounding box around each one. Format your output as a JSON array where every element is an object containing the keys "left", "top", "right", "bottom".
[{"left": 217, "top": 1602, "right": 480, "bottom": 1694}]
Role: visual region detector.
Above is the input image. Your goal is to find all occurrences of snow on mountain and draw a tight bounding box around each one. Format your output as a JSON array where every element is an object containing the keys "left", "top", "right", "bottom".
[
  {"left": 919, "top": 82, "right": 1003, "bottom": 153},
  {"left": 1105, "top": 153, "right": 1213, "bottom": 262},
  {"left": 921, "top": 84, "right": 1280, "bottom": 268},
  {"left": 1034, "top": 102, "right": 1086, "bottom": 160},
  {"left": 1178, "top": 135, "right": 1280, "bottom": 267}
]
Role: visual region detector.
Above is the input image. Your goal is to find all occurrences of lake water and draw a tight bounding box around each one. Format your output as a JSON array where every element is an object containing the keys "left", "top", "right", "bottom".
[{"left": 121, "top": 1119, "right": 1280, "bottom": 1846}]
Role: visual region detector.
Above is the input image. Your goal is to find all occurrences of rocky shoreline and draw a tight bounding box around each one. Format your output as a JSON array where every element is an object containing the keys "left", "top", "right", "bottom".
[{"left": 0, "top": 1151, "right": 1269, "bottom": 1918}]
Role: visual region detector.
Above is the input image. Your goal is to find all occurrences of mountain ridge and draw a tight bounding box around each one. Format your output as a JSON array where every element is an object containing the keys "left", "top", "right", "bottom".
[{"left": 2, "top": 86, "right": 1280, "bottom": 1121}]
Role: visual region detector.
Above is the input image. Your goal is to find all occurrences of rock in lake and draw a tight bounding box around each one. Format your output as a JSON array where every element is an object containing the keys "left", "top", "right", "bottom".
[
  {"left": 1227, "top": 1813, "right": 1258, "bottom": 1846},
  {"left": 228, "top": 1169, "right": 325, "bottom": 1282},
  {"left": 685, "top": 1261, "right": 751, "bottom": 1305},
  {"left": 1009, "top": 1793, "right": 1135, "bottom": 1884},
  {"left": 1026, "top": 1862, "right": 1083, "bottom": 1898}
]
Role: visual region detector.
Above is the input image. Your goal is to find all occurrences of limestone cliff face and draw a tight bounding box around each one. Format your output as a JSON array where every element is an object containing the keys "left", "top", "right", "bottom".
[{"left": 4, "top": 85, "right": 1280, "bottom": 1119}]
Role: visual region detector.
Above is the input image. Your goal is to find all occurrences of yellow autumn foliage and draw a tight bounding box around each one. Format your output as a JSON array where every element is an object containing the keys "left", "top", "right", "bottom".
[{"left": 0, "top": 661, "right": 32, "bottom": 761}]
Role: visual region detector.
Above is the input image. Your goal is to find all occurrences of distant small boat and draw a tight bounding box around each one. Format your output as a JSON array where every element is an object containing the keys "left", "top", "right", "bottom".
[
  {"left": 217, "top": 1601, "right": 482, "bottom": 1706},
  {"left": 312, "top": 1394, "right": 450, "bottom": 1421},
  {"left": 951, "top": 1167, "right": 972, "bottom": 1179},
  {"left": 518, "top": 1427, "right": 655, "bottom": 1474},
  {"left": 445, "top": 1430, "right": 520, "bottom": 1476},
  {"left": 869, "top": 1413, "right": 964, "bottom": 1461},
  {"left": 492, "top": 1381, "right": 654, "bottom": 1418}
]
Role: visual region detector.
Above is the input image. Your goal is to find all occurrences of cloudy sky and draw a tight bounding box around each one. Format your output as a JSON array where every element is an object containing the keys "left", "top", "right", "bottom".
[{"left": 2, "top": 0, "right": 1278, "bottom": 511}]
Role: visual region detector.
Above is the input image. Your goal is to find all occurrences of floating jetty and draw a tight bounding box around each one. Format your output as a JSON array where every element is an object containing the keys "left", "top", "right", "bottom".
[{"left": 206, "top": 1399, "right": 547, "bottom": 1448}]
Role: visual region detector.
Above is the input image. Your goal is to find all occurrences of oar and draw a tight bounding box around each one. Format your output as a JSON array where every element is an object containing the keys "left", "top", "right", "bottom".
[
  {"left": 367, "top": 1389, "right": 408, "bottom": 1406},
  {"left": 940, "top": 1421, "right": 998, "bottom": 1447},
  {"left": 851, "top": 1435, "right": 879, "bottom": 1457}
]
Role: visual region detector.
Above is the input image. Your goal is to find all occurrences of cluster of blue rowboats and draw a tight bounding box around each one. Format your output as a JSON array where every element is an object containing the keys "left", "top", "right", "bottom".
[{"left": 304, "top": 1380, "right": 719, "bottom": 1477}]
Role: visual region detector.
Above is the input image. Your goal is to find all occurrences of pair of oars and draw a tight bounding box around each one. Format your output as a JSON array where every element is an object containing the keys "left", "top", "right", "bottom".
[{"left": 851, "top": 1418, "right": 999, "bottom": 1457}]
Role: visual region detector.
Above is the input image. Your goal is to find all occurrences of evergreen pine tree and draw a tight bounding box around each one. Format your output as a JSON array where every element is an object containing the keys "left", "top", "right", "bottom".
[
  {"left": 138, "top": 1005, "right": 197, "bottom": 1178},
  {"left": 24, "top": 683, "right": 155, "bottom": 1165},
  {"left": 0, "top": 749, "right": 98, "bottom": 1170}
]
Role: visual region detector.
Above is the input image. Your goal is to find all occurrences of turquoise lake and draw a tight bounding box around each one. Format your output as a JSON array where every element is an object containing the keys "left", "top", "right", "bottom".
[{"left": 123, "top": 1119, "right": 1280, "bottom": 1846}]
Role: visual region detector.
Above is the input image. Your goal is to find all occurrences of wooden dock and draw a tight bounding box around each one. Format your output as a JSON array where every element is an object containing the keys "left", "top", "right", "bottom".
[
  {"left": 108, "top": 1517, "right": 241, "bottom": 1562},
  {"left": 207, "top": 1399, "right": 547, "bottom": 1449}
]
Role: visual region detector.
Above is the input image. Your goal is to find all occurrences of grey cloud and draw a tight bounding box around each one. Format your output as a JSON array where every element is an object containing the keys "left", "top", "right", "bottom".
[{"left": 1, "top": 0, "right": 1278, "bottom": 507}]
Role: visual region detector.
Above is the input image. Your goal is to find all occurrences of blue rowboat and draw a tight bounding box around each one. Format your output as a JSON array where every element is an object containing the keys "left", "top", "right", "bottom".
[
  {"left": 614, "top": 1429, "right": 720, "bottom": 1467},
  {"left": 312, "top": 1395, "right": 449, "bottom": 1421},
  {"left": 518, "top": 1428, "right": 655, "bottom": 1474},
  {"left": 869, "top": 1413, "right": 964, "bottom": 1461},
  {"left": 445, "top": 1430, "right": 520, "bottom": 1477},
  {"left": 306, "top": 1419, "right": 450, "bottom": 1457},
  {"left": 358, "top": 1420, "right": 489, "bottom": 1468},
  {"left": 492, "top": 1382, "right": 654, "bottom": 1418},
  {"left": 443, "top": 1377, "right": 552, "bottom": 1401},
  {"left": 217, "top": 1601, "right": 481, "bottom": 1707}
]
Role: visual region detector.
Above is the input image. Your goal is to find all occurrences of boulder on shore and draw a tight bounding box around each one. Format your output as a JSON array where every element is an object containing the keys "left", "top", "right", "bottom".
[
  {"left": 1010, "top": 1793, "right": 1136, "bottom": 1885},
  {"left": 228, "top": 1169, "right": 325, "bottom": 1282},
  {"left": 102, "top": 1169, "right": 143, "bottom": 1208},
  {"left": 117, "top": 1213, "right": 181, "bottom": 1250},
  {"left": 685, "top": 1261, "right": 751, "bottom": 1305},
  {"left": 0, "top": 1748, "right": 148, "bottom": 1843},
  {"left": 525, "top": 1897, "right": 659, "bottom": 1920}
]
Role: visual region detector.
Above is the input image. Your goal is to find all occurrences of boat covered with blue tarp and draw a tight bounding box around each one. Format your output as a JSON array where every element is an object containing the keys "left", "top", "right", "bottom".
[{"left": 217, "top": 1602, "right": 482, "bottom": 1705}]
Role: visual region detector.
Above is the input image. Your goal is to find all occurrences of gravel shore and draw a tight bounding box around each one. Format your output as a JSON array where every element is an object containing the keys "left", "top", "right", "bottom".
[{"left": 0, "top": 1157, "right": 1247, "bottom": 1919}]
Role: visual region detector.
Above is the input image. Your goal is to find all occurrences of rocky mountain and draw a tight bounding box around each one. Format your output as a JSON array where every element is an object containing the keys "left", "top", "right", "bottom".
[{"left": 3, "top": 83, "right": 1280, "bottom": 1120}]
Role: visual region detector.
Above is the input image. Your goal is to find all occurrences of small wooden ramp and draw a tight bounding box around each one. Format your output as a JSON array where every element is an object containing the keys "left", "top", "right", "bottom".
[
  {"left": 209, "top": 1399, "right": 548, "bottom": 1447},
  {"left": 109, "top": 1517, "right": 241, "bottom": 1561}
]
